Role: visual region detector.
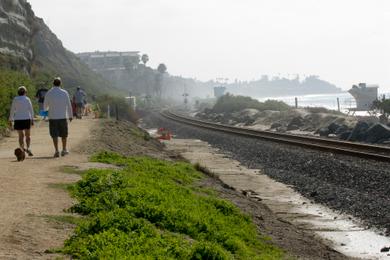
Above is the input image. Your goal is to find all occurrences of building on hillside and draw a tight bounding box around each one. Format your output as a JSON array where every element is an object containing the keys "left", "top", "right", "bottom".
[
  {"left": 77, "top": 51, "right": 140, "bottom": 72},
  {"left": 348, "top": 83, "right": 378, "bottom": 112}
]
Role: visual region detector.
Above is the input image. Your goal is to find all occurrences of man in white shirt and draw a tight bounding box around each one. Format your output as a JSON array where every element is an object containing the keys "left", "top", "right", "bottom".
[{"left": 43, "top": 77, "right": 73, "bottom": 158}]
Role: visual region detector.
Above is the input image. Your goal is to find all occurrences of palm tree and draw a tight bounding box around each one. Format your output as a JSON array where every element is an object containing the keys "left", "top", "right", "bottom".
[
  {"left": 155, "top": 63, "right": 167, "bottom": 98},
  {"left": 141, "top": 54, "right": 149, "bottom": 66},
  {"left": 157, "top": 63, "right": 167, "bottom": 74}
]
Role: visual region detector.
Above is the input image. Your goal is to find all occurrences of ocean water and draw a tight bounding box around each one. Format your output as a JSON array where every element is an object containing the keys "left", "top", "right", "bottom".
[{"left": 256, "top": 92, "right": 356, "bottom": 112}]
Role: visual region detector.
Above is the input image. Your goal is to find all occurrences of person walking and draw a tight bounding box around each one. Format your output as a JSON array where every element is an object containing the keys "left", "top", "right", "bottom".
[
  {"left": 43, "top": 78, "right": 73, "bottom": 158},
  {"left": 74, "top": 87, "right": 86, "bottom": 119},
  {"left": 9, "top": 86, "right": 34, "bottom": 157},
  {"left": 35, "top": 86, "right": 48, "bottom": 119}
]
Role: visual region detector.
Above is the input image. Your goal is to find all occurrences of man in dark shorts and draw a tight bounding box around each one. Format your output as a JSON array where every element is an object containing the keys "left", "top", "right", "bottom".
[{"left": 43, "top": 78, "right": 73, "bottom": 157}]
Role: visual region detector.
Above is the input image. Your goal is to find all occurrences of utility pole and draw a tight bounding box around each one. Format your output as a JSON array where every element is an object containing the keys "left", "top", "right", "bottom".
[{"left": 183, "top": 92, "right": 189, "bottom": 108}]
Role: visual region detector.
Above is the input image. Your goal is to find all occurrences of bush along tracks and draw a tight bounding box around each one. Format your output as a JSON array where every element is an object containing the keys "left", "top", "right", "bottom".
[{"left": 62, "top": 152, "right": 283, "bottom": 259}]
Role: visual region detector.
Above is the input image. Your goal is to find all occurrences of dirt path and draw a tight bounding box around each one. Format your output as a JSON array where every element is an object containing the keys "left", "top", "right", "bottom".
[{"left": 0, "top": 118, "right": 95, "bottom": 259}]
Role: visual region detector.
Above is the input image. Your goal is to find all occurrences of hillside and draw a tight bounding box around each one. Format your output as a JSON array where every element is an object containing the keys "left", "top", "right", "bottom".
[
  {"left": 0, "top": 0, "right": 119, "bottom": 95},
  {"left": 226, "top": 75, "right": 342, "bottom": 97}
]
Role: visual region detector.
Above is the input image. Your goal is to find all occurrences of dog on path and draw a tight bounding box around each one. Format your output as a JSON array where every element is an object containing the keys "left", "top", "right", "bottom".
[{"left": 14, "top": 148, "right": 25, "bottom": 162}]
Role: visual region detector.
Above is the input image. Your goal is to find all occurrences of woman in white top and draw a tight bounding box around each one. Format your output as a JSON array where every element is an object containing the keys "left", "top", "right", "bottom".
[{"left": 9, "top": 86, "right": 34, "bottom": 156}]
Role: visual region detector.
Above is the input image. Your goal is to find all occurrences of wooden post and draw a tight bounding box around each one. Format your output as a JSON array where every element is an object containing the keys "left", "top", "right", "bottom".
[
  {"left": 107, "top": 104, "right": 110, "bottom": 119},
  {"left": 295, "top": 97, "right": 298, "bottom": 108},
  {"left": 337, "top": 97, "right": 340, "bottom": 112}
]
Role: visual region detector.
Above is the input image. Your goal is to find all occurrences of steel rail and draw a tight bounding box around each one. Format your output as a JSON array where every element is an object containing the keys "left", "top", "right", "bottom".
[{"left": 161, "top": 110, "right": 390, "bottom": 162}]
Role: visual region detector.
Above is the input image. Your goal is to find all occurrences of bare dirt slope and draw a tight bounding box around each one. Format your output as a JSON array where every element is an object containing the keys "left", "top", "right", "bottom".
[{"left": 0, "top": 118, "right": 95, "bottom": 259}]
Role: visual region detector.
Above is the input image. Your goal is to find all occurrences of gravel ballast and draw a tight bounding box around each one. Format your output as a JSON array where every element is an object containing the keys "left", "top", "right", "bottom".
[{"left": 145, "top": 113, "right": 390, "bottom": 236}]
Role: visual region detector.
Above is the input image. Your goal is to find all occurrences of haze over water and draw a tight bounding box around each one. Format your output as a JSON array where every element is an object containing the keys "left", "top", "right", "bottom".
[{"left": 257, "top": 93, "right": 355, "bottom": 111}]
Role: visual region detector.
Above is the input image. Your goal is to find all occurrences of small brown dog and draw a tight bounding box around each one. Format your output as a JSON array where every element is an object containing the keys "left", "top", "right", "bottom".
[{"left": 14, "top": 148, "right": 25, "bottom": 162}]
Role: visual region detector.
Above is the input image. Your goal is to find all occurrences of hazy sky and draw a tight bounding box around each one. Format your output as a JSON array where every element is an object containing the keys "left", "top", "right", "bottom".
[{"left": 28, "top": 0, "right": 390, "bottom": 90}]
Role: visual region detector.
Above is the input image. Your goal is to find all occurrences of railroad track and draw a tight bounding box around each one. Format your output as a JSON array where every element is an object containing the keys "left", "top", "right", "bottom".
[{"left": 161, "top": 110, "right": 390, "bottom": 162}]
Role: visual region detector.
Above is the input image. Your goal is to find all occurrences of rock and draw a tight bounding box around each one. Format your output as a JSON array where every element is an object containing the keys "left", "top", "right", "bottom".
[
  {"left": 318, "top": 128, "right": 330, "bottom": 137},
  {"left": 258, "top": 110, "right": 281, "bottom": 117},
  {"left": 277, "top": 126, "right": 287, "bottom": 133},
  {"left": 241, "top": 108, "right": 259, "bottom": 118},
  {"left": 204, "top": 108, "right": 213, "bottom": 114},
  {"left": 287, "top": 124, "right": 300, "bottom": 131},
  {"left": 380, "top": 246, "right": 390, "bottom": 252},
  {"left": 195, "top": 112, "right": 206, "bottom": 118},
  {"left": 328, "top": 122, "right": 341, "bottom": 134},
  {"left": 347, "top": 121, "right": 370, "bottom": 141},
  {"left": 339, "top": 131, "right": 352, "bottom": 140},
  {"left": 379, "top": 114, "right": 388, "bottom": 124},
  {"left": 376, "top": 138, "right": 390, "bottom": 144},
  {"left": 364, "top": 123, "right": 390, "bottom": 143},
  {"left": 335, "top": 124, "right": 349, "bottom": 135},
  {"left": 244, "top": 118, "right": 255, "bottom": 126},
  {"left": 302, "top": 126, "right": 316, "bottom": 132},
  {"left": 270, "top": 122, "right": 282, "bottom": 129},
  {"left": 288, "top": 116, "right": 304, "bottom": 128},
  {"left": 231, "top": 109, "right": 259, "bottom": 125}
]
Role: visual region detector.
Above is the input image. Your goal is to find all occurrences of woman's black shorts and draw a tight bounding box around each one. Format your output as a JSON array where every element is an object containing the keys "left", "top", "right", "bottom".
[{"left": 14, "top": 119, "right": 32, "bottom": 130}]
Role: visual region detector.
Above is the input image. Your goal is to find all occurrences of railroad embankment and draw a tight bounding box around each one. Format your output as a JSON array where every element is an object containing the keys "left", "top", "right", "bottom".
[
  {"left": 145, "top": 112, "right": 390, "bottom": 245},
  {"left": 195, "top": 92, "right": 390, "bottom": 145},
  {"left": 197, "top": 107, "right": 390, "bottom": 145},
  {"left": 163, "top": 138, "right": 390, "bottom": 259}
]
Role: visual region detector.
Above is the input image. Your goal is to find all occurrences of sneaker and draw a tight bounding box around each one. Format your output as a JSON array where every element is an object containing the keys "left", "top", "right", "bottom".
[
  {"left": 54, "top": 151, "right": 60, "bottom": 158},
  {"left": 61, "top": 150, "right": 69, "bottom": 157},
  {"left": 25, "top": 149, "right": 33, "bottom": 156}
]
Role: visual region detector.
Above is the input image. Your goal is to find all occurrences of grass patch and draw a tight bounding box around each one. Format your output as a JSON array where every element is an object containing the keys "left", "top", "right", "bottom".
[
  {"left": 194, "top": 162, "right": 218, "bottom": 178},
  {"left": 62, "top": 151, "right": 283, "bottom": 259}
]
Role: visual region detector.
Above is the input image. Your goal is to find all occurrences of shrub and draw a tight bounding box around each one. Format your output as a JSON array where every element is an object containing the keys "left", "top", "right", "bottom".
[
  {"left": 0, "top": 69, "right": 36, "bottom": 127},
  {"left": 305, "top": 106, "right": 342, "bottom": 115},
  {"left": 212, "top": 94, "right": 289, "bottom": 113},
  {"left": 94, "top": 95, "right": 139, "bottom": 123}
]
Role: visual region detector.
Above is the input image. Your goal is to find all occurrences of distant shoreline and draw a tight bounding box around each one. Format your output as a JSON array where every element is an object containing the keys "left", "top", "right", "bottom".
[
  {"left": 253, "top": 91, "right": 346, "bottom": 99},
  {"left": 255, "top": 92, "right": 354, "bottom": 111}
]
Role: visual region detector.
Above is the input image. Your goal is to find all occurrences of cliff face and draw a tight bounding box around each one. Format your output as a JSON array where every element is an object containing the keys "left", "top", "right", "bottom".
[
  {"left": 0, "top": 0, "right": 117, "bottom": 94},
  {"left": 0, "top": 0, "right": 35, "bottom": 70}
]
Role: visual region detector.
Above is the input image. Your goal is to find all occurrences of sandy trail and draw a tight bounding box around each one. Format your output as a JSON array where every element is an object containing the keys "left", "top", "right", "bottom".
[{"left": 0, "top": 118, "right": 95, "bottom": 259}]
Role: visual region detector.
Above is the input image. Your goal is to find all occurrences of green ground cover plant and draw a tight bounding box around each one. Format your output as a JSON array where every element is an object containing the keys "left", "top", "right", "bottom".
[{"left": 63, "top": 152, "right": 283, "bottom": 259}]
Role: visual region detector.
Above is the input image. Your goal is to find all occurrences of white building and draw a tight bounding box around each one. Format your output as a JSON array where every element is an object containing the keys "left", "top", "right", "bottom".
[{"left": 348, "top": 83, "right": 378, "bottom": 111}]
